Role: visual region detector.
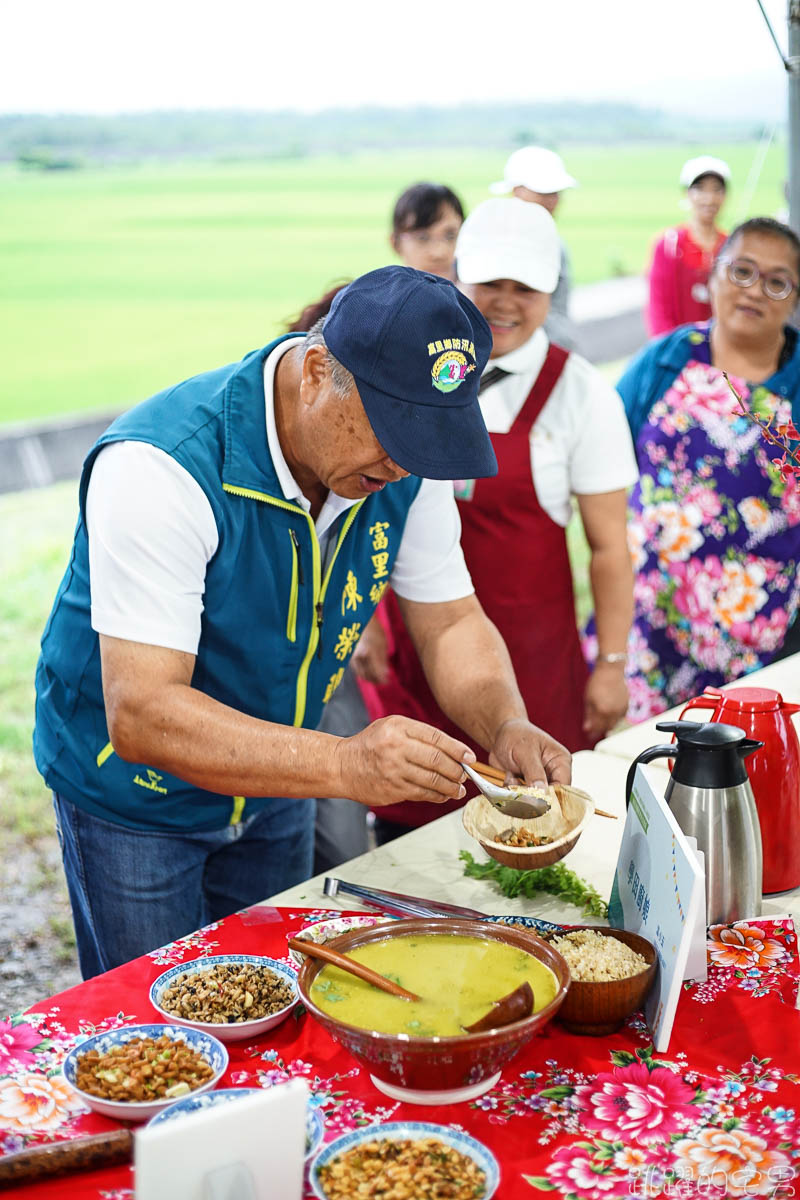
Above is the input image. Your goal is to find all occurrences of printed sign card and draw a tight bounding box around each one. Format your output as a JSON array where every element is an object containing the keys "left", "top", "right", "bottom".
[
  {"left": 608, "top": 764, "right": 706, "bottom": 1052},
  {"left": 682, "top": 838, "right": 708, "bottom": 983},
  {"left": 135, "top": 1078, "right": 307, "bottom": 1200}
]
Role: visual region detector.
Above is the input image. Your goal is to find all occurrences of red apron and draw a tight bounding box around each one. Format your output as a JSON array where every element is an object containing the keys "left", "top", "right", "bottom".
[{"left": 361, "top": 344, "right": 591, "bottom": 827}]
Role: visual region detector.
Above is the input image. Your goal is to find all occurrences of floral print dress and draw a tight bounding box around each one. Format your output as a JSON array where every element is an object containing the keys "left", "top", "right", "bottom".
[{"left": 626, "top": 328, "right": 800, "bottom": 722}]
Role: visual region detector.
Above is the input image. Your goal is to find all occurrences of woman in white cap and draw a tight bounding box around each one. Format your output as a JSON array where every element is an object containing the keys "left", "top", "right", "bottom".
[
  {"left": 489, "top": 146, "right": 579, "bottom": 350},
  {"left": 357, "top": 198, "right": 638, "bottom": 843},
  {"left": 646, "top": 156, "right": 730, "bottom": 336}
]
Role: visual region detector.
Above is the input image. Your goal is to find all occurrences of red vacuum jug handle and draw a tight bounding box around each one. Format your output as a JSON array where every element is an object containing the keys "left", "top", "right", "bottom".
[{"left": 678, "top": 688, "right": 723, "bottom": 723}]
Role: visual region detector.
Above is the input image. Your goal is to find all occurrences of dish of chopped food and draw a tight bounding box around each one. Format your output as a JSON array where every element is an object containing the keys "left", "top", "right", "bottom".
[
  {"left": 74, "top": 1033, "right": 215, "bottom": 1102},
  {"left": 498, "top": 827, "right": 553, "bottom": 847},
  {"left": 62, "top": 1023, "right": 228, "bottom": 1122},
  {"left": 309, "top": 1123, "right": 499, "bottom": 1200},
  {"left": 549, "top": 928, "right": 649, "bottom": 982},
  {"left": 158, "top": 962, "right": 293, "bottom": 1023},
  {"left": 149, "top": 955, "right": 299, "bottom": 1042}
]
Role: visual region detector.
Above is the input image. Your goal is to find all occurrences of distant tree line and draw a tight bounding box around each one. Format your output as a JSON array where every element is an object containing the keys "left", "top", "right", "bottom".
[{"left": 0, "top": 102, "right": 769, "bottom": 168}]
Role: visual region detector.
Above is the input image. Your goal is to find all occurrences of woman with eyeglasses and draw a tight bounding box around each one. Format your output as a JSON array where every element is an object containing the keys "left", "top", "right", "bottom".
[
  {"left": 617, "top": 217, "right": 800, "bottom": 719},
  {"left": 389, "top": 182, "right": 464, "bottom": 280}
]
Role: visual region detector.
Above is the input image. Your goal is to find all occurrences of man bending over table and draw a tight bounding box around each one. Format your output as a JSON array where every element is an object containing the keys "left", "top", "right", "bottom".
[{"left": 34, "top": 267, "right": 571, "bottom": 978}]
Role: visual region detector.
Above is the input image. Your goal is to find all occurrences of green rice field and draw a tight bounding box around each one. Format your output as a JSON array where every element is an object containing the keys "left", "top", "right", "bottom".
[{"left": 0, "top": 140, "right": 787, "bottom": 426}]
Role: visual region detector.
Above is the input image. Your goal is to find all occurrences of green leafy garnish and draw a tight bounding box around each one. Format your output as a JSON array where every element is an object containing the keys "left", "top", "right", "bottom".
[{"left": 459, "top": 851, "right": 608, "bottom": 917}]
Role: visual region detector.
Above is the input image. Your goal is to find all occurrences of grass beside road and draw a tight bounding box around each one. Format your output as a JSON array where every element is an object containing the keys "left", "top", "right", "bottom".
[
  {"left": 0, "top": 484, "right": 78, "bottom": 837},
  {"left": 0, "top": 140, "right": 785, "bottom": 425}
]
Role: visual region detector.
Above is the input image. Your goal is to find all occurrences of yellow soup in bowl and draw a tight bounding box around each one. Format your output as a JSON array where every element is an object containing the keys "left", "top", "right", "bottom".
[{"left": 309, "top": 934, "right": 558, "bottom": 1037}]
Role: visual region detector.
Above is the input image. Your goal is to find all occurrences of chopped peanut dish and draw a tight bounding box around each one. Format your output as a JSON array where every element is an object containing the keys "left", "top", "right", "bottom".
[
  {"left": 317, "top": 1136, "right": 488, "bottom": 1199},
  {"left": 74, "top": 1034, "right": 215, "bottom": 1102},
  {"left": 158, "top": 963, "right": 294, "bottom": 1024},
  {"left": 499, "top": 828, "right": 553, "bottom": 847}
]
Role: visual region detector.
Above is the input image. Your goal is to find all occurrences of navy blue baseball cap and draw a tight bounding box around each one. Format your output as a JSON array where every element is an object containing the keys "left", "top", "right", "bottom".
[{"left": 322, "top": 266, "right": 497, "bottom": 479}]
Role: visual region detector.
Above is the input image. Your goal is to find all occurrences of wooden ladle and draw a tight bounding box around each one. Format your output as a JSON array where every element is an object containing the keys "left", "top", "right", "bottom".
[
  {"left": 287, "top": 937, "right": 421, "bottom": 1000},
  {"left": 289, "top": 938, "right": 535, "bottom": 1031},
  {"left": 462, "top": 981, "right": 534, "bottom": 1032}
]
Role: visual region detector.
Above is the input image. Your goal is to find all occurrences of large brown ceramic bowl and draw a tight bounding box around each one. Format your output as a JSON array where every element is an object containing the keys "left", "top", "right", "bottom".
[
  {"left": 553, "top": 926, "right": 658, "bottom": 1036},
  {"left": 295, "top": 918, "right": 569, "bottom": 1104}
]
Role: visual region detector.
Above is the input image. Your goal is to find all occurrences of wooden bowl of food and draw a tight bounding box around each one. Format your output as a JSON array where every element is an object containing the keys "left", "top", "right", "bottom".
[
  {"left": 462, "top": 784, "right": 594, "bottom": 869},
  {"left": 549, "top": 926, "right": 657, "bottom": 1036}
]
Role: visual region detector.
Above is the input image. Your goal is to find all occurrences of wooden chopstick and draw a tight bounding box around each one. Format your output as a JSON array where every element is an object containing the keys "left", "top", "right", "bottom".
[
  {"left": 470, "top": 760, "right": 617, "bottom": 819},
  {"left": 473, "top": 760, "right": 508, "bottom": 783}
]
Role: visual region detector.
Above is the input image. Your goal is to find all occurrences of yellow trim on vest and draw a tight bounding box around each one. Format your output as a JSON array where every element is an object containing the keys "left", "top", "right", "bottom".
[
  {"left": 230, "top": 795, "right": 246, "bottom": 824},
  {"left": 286, "top": 531, "right": 299, "bottom": 643},
  {"left": 222, "top": 484, "right": 365, "bottom": 728},
  {"left": 96, "top": 741, "right": 114, "bottom": 767},
  {"left": 293, "top": 499, "right": 366, "bottom": 727},
  {"left": 293, "top": 509, "right": 322, "bottom": 727},
  {"left": 222, "top": 485, "right": 301, "bottom": 512}
]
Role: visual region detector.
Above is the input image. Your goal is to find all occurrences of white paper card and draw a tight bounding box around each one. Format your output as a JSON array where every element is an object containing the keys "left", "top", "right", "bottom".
[
  {"left": 608, "top": 764, "right": 706, "bottom": 1052},
  {"left": 135, "top": 1078, "right": 308, "bottom": 1200},
  {"left": 683, "top": 838, "right": 708, "bottom": 984}
]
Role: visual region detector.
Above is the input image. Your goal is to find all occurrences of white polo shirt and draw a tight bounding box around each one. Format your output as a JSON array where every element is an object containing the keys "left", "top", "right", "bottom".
[
  {"left": 478, "top": 328, "right": 639, "bottom": 526},
  {"left": 86, "top": 339, "right": 474, "bottom": 656}
]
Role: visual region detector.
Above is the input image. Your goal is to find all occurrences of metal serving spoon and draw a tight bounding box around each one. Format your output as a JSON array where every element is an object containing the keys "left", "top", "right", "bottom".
[{"left": 461, "top": 761, "right": 551, "bottom": 819}]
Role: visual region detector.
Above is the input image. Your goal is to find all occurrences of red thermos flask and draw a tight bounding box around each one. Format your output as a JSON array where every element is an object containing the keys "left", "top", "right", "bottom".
[{"left": 679, "top": 687, "right": 800, "bottom": 894}]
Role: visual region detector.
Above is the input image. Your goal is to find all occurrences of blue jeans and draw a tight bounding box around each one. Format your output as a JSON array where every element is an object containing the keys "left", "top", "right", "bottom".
[{"left": 53, "top": 793, "right": 315, "bottom": 979}]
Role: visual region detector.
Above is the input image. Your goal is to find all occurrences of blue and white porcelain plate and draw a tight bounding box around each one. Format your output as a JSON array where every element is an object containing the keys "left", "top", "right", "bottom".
[
  {"left": 309, "top": 1121, "right": 499, "bottom": 1199},
  {"left": 62, "top": 1022, "right": 228, "bottom": 1123},
  {"left": 149, "top": 1087, "right": 325, "bottom": 1159},
  {"left": 485, "top": 914, "right": 565, "bottom": 936},
  {"left": 149, "top": 954, "right": 299, "bottom": 1042}
]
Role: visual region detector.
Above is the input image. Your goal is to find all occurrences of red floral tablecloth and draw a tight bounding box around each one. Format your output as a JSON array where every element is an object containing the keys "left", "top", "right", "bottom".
[{"left": 2, "top": 907, "right": 800, "bottom": 1199}]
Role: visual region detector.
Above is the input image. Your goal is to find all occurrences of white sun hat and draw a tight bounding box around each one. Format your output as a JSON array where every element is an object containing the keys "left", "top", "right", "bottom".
[
  {"left": 679, "top": 156, "right": 731, "bottom": 188},
  {"left": 489, "top": 146, "right": 578, "bottom": 196},
  {"left": 456, "top": 197, "right": 561, "bottom": 294}
]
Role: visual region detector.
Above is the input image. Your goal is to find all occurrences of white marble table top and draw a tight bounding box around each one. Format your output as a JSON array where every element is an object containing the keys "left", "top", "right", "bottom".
[{"left": 267, "top": 746, "right": 800, "bottom": 926}]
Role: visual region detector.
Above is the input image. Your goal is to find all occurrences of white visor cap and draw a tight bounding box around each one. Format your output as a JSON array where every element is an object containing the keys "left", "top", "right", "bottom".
[
  {"left": 456, "top": 198, "right": 561, "bottom": 295},
  {"left": 489, "top": 146, "right": 578, "bottom": 196},
  {"left": 679, "top": 156, "right": 731, "bottom": 188}
]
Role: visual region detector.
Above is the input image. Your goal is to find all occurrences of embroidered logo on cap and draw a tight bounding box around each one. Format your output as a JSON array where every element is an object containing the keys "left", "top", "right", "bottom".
[{"left": 428, "top": 338, "right": 477, "bottom": 395}]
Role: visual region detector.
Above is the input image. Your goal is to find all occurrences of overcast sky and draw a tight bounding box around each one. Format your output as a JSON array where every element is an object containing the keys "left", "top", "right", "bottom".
[{"left": 1, "top": 0, "right": 791, "bottom": 120}]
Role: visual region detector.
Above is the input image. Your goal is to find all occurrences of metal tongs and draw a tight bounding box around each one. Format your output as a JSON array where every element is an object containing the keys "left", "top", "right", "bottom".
[
  {"left": 461, "top": 761, "right": 551, "bottom": 819},
  {"left": 323, "top": 877, "right": 489, "bottom": 919}
]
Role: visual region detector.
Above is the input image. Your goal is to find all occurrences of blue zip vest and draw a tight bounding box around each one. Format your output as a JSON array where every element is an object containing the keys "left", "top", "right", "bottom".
[{"left": 33, "top": 337, "right": 422, "bottom": 831}]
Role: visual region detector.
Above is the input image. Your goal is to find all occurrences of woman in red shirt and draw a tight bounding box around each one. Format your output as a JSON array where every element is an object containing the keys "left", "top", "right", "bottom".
[{"left": 646, "top": 155, "right": 730, "bottom": 336}]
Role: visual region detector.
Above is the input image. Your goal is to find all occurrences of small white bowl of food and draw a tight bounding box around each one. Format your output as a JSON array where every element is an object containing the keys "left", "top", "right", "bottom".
[
  {"left": 149, "top": 954, "right": 298, "bottom": 1043},
  {"left": 309, "top": 1122, "right": 499, "bottom": 1199},
  {"left": 61, "top": 1023, "right": 228, "bottom": 1122}
]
